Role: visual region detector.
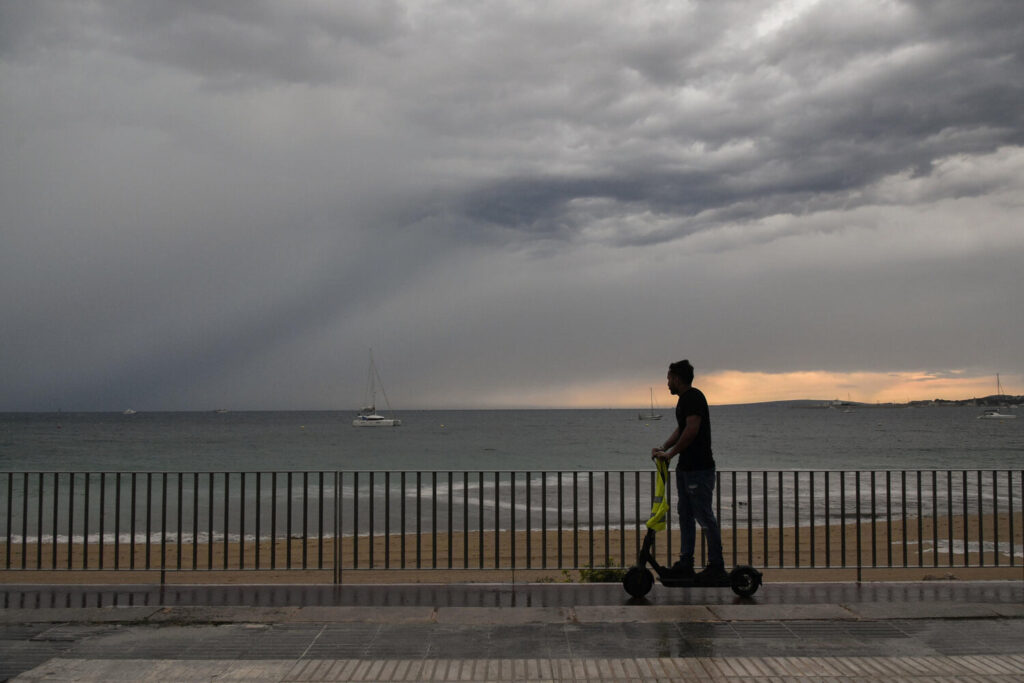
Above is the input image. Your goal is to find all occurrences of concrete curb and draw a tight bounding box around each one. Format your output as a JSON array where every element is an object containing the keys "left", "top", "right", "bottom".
[{"left": 3, "top": 601, "right": 1024, "bottom": 625}]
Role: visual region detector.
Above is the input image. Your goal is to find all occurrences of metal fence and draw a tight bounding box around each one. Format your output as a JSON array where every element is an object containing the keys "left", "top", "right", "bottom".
[{"left": 1, "top": 470, "right": 1021, "bottom": 582}]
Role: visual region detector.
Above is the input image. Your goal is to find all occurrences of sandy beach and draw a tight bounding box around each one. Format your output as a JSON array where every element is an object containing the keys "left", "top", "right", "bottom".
[{"left": 2, "top": 512, "right": 1021, "bottom": 584}]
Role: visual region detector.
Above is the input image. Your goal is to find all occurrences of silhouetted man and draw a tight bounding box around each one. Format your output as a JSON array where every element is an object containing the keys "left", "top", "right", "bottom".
[{"left": 651, "top": 359, "right": 726, "bottom": 583}]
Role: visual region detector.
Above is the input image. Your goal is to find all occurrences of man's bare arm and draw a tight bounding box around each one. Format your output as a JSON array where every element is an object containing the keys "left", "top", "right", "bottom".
[{"left": 653, "top": 416, "right": 701, "bottom": 462}]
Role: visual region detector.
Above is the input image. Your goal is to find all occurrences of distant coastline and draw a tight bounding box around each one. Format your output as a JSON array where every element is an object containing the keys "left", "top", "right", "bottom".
[{"left": 749, "top": 395, "right": 1024, "bottom": 410}]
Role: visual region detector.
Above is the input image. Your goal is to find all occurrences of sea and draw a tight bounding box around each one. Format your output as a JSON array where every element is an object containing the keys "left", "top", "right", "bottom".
[
  {"left": 1, "top": 403, "right": 1021, "bottom": 472},
  {"left": 1, "top": 405, "right": 1021, "bottom": 546}
]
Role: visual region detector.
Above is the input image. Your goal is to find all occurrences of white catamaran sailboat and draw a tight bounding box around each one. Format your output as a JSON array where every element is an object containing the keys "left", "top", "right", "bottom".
[
  {"left": 353, "top": 351, "right": 401, "bottom": 427},
  {"left": 638, "top": 387, "right": 662, "bottom": 421}
]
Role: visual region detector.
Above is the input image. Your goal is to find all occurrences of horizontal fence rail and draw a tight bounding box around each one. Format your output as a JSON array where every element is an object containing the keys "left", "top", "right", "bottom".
[{"left": 1, "top": 470, "right": 1021, "bottom": 582}]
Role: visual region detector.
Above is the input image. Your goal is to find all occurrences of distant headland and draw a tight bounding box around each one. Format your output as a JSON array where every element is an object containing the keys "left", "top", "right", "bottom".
[
  {"left": 898, "top": 394, "right": 1023, "bottom": 408},
  {"left": 727, "top": 395, "right": 1023, "bottom": 409},
  {"left": 789, "top": 395, "right": 1024, "bottom": 409}
]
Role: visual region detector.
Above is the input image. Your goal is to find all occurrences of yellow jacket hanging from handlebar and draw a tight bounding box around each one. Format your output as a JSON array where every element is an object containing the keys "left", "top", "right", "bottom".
[{"left": 646, "top": 458, "right": 670, "bottom": 531}]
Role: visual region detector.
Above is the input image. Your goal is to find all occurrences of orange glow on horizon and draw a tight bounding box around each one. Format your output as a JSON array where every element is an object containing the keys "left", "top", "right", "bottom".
[
  {"left": 482, "top": 370, "right": 1021, "bottom": 409},
  {"left": 699, "top": 370, "right": 1018, "bottom": 406}
]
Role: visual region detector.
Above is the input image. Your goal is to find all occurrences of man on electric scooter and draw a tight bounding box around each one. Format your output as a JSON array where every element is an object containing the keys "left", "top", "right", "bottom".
[{"left": 651, "top": 359, "right": 727, "bottom": 584}]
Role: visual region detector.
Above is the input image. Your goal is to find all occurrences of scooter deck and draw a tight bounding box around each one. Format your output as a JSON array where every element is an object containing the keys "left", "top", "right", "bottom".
[{"left": 658, "top": 573, "right": 734, "bottom": 588}]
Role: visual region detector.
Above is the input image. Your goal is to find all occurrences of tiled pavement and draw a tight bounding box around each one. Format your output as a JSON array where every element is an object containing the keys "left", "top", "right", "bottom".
[
  {"left": 14, "top": 654, "right": 1024, "bottom": 681},
  {"left": 1, "top": 582, "right": 1023, "bottom": 681}
]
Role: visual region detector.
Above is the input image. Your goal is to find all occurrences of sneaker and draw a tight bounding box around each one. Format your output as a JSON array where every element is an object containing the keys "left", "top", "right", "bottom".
[
  {"left": 694, "top": 563, "right": 728, "bottom": 585},
  {"left": 667, "top": 559, "right": 695, "bottom": 579}
]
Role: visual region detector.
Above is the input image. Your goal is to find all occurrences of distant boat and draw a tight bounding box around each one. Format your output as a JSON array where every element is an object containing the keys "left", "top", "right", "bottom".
[
  {"left": 213, "top": 409, "right": 229, "bottom": 414},
  {"left": 353, "top": 350, "right": 401, "bottom": 427},
  {"left": 978, "top": 374, "right": 1016, "bottom": 419},
  {"left": 122, "top": 409, "right": 136, "bottom": 415},
  {"left": 638, "top": 387, "right": 662, "bottom": 421}
]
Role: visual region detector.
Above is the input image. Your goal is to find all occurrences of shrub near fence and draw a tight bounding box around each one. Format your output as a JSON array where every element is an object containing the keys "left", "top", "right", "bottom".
[{"left": 1, "top": 470, "right": 1021, "bottom": 583}]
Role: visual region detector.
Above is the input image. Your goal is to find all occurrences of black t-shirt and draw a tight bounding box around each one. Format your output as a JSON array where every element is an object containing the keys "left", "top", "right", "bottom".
[{"left": 675, "top": 387, "right": 714, "bottom": 471}]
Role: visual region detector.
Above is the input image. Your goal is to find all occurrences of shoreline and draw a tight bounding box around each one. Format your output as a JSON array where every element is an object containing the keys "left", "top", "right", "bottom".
[{"left": 3, "top": 512, "right": 1020, "bottom": 585}]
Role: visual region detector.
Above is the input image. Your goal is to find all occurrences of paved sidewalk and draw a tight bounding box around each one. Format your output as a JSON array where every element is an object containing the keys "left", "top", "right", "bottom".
[{"left": 1, "top": 581, "right": 1022, "bottom": 681}]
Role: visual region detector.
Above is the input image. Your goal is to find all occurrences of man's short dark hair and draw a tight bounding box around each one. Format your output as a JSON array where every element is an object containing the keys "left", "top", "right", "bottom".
[{"left": 669, "top": 359, "right": 694, "bottom": 385}]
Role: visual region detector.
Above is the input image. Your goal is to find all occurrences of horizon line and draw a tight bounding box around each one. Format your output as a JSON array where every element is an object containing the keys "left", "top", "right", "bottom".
[{"left": 6, "top": 396, "right": 1019, "bottom": 414}]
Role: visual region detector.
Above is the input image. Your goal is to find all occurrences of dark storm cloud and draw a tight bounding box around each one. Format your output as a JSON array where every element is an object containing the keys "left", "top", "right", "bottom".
[
  {"left": 456, "top": 172, "right": 726, "bottom": 241},
  {"left": 2, "top": 0, "right": 1023, "bottom": 410},
  {"left": 444, "top": 0, "right": 1024, "bottom": 247}
]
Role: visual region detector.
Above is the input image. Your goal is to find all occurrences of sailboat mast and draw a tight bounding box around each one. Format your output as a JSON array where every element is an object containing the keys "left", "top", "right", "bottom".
[{"left": 364, "top": 350, "right": 377, "bottom": 411}]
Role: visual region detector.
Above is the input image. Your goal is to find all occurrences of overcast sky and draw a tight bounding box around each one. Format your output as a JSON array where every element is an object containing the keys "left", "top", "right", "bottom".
[{"left": 2, "top": 0, "right": 1023, "bottom": 411}]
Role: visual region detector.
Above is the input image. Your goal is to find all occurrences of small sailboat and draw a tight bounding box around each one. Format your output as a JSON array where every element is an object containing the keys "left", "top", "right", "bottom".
[
  {"left": 978, "top": 374, "right": 1016, "bottom": 419},
  {"left": 353, "top": 350, "right": 401, "bottom": 427},
  {"left": 638, "top": 387, "right": 662, "bottom": 421}
]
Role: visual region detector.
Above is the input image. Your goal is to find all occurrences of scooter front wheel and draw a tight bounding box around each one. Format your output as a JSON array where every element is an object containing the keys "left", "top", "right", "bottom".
[{"left": 623, "top": 566, "right": 654, "bottom": 598}]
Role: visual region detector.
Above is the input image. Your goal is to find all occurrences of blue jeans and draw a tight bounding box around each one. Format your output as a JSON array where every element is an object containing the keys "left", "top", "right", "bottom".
[{"left": 675, "top": 468, "right": 724, "bottom": 567}]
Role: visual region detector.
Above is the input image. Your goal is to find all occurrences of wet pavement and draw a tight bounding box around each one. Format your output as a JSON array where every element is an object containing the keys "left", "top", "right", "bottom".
[
  {"left": 4, "top": 580, "right": 1022, "bottom": 609},
  {"left": 1, "top": 581, "right": 1023, "bottom": 681}
]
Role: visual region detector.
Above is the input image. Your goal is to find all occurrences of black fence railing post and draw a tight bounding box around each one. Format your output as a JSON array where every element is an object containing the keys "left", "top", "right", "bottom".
[
  {"left": 334, "top": 471, "right": 342, "bottom": 584},
  {"left": 855, "top": 472, "right": 862, "bottom": 583}
]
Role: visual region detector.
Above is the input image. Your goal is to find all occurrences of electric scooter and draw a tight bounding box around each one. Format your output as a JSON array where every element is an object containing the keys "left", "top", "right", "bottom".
[{"left": 622, "top": 458, "right": 762, "bottom": 599}]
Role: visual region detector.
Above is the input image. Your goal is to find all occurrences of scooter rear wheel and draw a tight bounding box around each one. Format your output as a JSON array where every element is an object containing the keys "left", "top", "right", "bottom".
[
  {"left": 623, "top": 567, "right": 654, "bottom": 598},
  {"left": 730, "top": 565, "right": 762, "bottom": 597}
]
